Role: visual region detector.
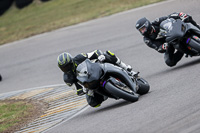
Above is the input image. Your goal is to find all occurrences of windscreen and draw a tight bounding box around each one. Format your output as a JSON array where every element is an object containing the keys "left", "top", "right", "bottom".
[
  {"left": 160, "top": 18, "right": 174, "bottom": 31},
  {"left": 76, "top": 59, "right": 102, "bottom": 85}
]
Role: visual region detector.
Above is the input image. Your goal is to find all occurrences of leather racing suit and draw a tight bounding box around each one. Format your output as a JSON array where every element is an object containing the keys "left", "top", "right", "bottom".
[
  {"left": 63, "top": 50, "right": 132, "bottom": 107},
  {"left": 143, "top": 12, "right": 200, "bottom": 67}
]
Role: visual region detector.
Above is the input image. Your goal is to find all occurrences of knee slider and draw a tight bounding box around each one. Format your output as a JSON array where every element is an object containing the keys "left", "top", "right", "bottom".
[{"left": 165, "top": 59, "right": 176, "bottom": 67}]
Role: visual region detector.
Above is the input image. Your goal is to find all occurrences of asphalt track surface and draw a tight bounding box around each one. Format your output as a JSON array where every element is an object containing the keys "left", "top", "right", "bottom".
[{"left": 0, "top": 0, "right": 200, "bottom": 132}]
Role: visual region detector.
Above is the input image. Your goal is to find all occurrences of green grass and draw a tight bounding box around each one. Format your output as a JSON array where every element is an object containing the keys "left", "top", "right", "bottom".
[
  {"left": 0, "top": 0, "right": 164, "bottom": 45},
  {"left": 0, "top": 101, "right": 33, "bottom": 132}
]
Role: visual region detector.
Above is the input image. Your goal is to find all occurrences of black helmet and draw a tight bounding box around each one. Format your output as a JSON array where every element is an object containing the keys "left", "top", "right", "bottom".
[
  {"left": 135, "top": 17, "right": 152, "bottom": 35},
  {"left": 57, "top": 52, "right": 75, "bottom": 73}
]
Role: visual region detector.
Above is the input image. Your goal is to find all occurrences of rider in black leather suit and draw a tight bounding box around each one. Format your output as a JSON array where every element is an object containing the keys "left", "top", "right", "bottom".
[
  {"left": 57, "top": 50, "right": 133, "bottom": 107},
  {"left": 135, "top": 12, "right": 200, "bottom": 67}
]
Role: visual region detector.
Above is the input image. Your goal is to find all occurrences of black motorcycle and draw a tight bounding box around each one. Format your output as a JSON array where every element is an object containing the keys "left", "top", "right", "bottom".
[
  {"left": 159, "top": 18, "right": 200, "bottom": 56},
  {"left": 76, "top": 59, "right": 150, "bottom": 102}
]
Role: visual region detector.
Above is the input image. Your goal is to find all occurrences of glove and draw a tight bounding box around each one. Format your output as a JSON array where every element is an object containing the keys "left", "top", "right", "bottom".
[
  {"left": 98, "top": 55, "right": 106, "bottom": 62},
  {"left": 76, "top": 88, "right": 85, "bottom": 96},
  {"left": 179, "top": 12, "right": 188, "bottom": 21},
  {"left": 162, "top": 43, "right": 168, "bottom": 50},
  {"left": 157, "top": 46, "right": 165, "bottom": 53},
  {"left": 66, "top": 83, "right": 73, "bottom": 86},
  {"left": 157, "top": 43, "right": 168, "bottom": 53}
]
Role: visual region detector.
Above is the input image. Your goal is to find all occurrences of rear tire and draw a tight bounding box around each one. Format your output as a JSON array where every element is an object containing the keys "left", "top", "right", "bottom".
[
  {"left": 104, "top": 81, "right": 139, "bottom": 102},
  {"left": 188, "top": 35, "right": 200, "bottom": 52},
  {"left": 136, "top": 78, "right": 150, "bottom": 95}
]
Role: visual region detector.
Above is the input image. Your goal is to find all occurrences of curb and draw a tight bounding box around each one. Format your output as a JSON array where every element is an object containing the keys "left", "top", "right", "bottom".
[{"left": 0, "top": 85, "right": 88, "bottom": 133}]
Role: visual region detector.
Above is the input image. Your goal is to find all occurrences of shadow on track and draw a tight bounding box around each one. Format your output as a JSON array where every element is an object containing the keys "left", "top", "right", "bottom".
[
  {"left": 171, "top": 58, "right": 200, "bottom": 71},
  {"left": 86, "top": 100, "right": 131, "bottom": 115},
  {"left": 147, "top": 58, "right": 200, "bottom": 78}
]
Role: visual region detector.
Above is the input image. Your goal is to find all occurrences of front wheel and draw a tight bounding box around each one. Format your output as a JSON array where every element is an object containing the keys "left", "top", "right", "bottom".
[
  {"left": 136, "top": 78, "right": 150, "bottom": 95},
  {"left": 104, "top": 81, "right": 139, "bottom": 102}
]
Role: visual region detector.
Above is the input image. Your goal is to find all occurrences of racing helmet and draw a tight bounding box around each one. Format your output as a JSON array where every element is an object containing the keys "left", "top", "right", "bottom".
[
  {"left": 135, "top": 17, "right": 152, "bottom": 35},
  {"left": 57, "top": 52, "right": 75, "bottom": 73}
]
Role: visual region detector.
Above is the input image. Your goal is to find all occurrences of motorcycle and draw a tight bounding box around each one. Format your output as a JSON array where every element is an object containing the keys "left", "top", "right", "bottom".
[
  {"left": 76, "top": 59, "right": 150, "bottom": 102},
  {"left": 159, "top": 18, "right": 200, "bottom": 56}
]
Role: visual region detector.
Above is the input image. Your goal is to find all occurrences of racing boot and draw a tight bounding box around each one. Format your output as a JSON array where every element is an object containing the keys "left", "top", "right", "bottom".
[
  {"left": 116, "top": 57, "right": 138, "bottom": 76},
  {"left": 104, "top": 50, "right": 137, "bottom": 75},
  {"left": 115, "top": 57, "right": 134, "bottom": 71}
]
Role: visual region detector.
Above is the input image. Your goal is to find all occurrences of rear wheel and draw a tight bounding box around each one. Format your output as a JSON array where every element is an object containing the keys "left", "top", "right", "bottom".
[
  {"left": 187, "top": 35, "right": 200, "bottom": 52},
  {"left": 104, "top": 81, "right": 139, "bottom": 102},
  {"left": 136, "top": 78, "right": 150, "bottom": 95}
]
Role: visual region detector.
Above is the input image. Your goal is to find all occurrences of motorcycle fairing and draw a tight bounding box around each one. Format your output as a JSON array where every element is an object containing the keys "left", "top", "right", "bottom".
[
  {"left": 76, "top": 59, "right": 103, "bottom": 89},
  {"left": 160, "top": 19, "right": 200, "bottom": 43},
  {"left": 165, "top": 19, "right": 186, "bottom": 42},
  {"left": 102, "top": 63, "right": 137, "bottom": 92}
]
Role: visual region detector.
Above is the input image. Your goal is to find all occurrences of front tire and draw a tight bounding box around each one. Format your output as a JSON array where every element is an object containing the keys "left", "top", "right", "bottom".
[{"left": 104, "top": 81, "right": 139, "bottom": 102}]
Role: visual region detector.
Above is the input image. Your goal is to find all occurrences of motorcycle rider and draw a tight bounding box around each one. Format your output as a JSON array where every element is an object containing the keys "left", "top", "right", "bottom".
[
  {"left": 135, "top": 12, "right": 200, "bottom": 67},
  {"left": 57, "top": 50, "right": 133, "bottom": 107}
]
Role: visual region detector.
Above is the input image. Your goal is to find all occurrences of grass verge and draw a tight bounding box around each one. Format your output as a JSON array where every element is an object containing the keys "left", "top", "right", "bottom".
[
  {"left": 0, "top": 0, "right": 164, "bottom": 45},
  {"left": 0, "top": 99, "right": 46, "bottom": 133}
]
